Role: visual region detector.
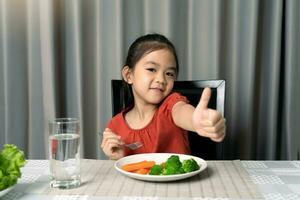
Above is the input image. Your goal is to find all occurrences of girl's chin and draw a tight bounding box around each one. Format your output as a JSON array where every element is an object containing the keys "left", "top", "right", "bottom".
[{"left": 147, "top": 96, "right": 166, "bottom": 104}]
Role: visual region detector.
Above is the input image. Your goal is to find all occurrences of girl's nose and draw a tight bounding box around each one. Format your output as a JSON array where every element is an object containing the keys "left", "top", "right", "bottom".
[{"left": 155, "top": 73, "right": 166, "bottom": 84}]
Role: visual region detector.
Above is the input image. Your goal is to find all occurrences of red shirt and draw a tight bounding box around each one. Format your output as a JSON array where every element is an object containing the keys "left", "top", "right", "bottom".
[{"left": 107, "top": 92, "right": 191, "bottom": 156}]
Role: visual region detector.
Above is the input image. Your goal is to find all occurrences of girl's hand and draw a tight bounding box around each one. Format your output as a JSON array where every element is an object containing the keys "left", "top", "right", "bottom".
[
  {"left": 101, "top": 128, "right": 125, "bottom": 160},
  {"left": 192, "top": 88, "right": 226, "bottom": 142}
]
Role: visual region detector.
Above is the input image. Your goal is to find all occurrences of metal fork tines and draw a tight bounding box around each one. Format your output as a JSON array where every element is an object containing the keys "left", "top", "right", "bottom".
[{"left": 125, "top": 142, "right": 143, "bottom": 150}]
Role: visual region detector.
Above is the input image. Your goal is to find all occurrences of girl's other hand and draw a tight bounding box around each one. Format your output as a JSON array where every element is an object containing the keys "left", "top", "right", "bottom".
[
  {"left": 192, "top": 88, "right": 226, "bottom": 142},
  {"left": 101, "top": 128, "right": 125, "bottom": 160}
]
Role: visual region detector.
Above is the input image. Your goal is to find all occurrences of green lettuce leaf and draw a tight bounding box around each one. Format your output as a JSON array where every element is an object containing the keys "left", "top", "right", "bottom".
[{"left": 0, "top": 144, "right": 26, "bottom": 191}]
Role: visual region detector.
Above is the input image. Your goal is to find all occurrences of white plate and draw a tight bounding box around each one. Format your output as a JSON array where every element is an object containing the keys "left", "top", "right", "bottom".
[
  {"left": 0, "top": 185, "right": 15, "bottom": 197},
  {"left": 114, "top": 153, "right": 207, "bottom": 182}
]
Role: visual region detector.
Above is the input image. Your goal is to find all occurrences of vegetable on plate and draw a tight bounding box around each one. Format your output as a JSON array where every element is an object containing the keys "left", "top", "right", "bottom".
[
  {"left": 121, "top": 160, "right": 155, "bottom": 172},
  {"left": 121, "top": 155, "right": 200, "bottom": 176}
]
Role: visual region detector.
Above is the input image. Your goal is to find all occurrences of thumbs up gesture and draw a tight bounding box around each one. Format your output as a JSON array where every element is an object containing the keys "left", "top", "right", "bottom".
[{"left": 192, "top": 88, "right": 226, "bottom": 142}]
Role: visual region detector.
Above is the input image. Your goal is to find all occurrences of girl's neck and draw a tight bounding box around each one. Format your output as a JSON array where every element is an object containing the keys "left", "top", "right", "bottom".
[
  {"left": 125, "top": 102, "right": 158, "bottom": 129},
  {"left": 133, "top": 103, "right": 157, "bottom": 119}
]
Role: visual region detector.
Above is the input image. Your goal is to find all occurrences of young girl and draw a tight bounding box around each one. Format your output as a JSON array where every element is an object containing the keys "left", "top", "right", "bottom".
[{"left": 101, "top": 33, "right": 226, "bottom": 160}]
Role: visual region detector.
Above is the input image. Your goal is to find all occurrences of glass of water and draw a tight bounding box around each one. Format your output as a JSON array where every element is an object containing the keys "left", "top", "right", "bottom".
[{"left": 49, "top": 118, "right": 81, "bottom": 189}]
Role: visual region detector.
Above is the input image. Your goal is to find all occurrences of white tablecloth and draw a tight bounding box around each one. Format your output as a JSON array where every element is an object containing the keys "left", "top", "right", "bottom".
[
  {"left": 242, "top": 161, "right": 300, "bottom": 199},
  {"left": 1, "top": 160, "right": 300, "bottom": 200}
]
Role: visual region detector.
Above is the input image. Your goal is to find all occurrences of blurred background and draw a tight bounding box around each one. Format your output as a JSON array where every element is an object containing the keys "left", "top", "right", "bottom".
[{"left": 0, "top": 0, "right": 299, "bottom": 160}]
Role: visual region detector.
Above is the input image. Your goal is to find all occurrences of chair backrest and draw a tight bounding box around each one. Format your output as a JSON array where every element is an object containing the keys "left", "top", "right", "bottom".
[{"left": 111, "top": 79, "right": 225, "bottom": 160}]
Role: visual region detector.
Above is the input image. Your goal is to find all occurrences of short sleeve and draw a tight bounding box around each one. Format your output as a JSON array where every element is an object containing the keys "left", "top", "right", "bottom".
[
  {"left": 105, "top": 113, "right": 123, "bottom": 134},
  {"left": 161, "top": 92, "right": 189, "bottom": 112}
]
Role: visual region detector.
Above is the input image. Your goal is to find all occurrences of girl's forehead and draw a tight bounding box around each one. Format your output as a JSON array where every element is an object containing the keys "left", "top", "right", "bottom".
[{"left": 139, "top": 49, "right": 176, "bottom": 65}]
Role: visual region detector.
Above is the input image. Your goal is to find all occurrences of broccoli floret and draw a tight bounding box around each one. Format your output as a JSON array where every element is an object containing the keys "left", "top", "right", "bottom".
[
  {"left": 182, "top": 158, "right": 200, "bottom": 173},
  {"left": 149, "top": 165, "right": 162, "bottom": 175},
  {"left": 149, "top": 156, "right": 200, "bottom": 176},
  {"left": 161, "top": 167, "right": 177, "bottom": 175},
  {"left": 162, "top": 166, "right": 185, "bottom": 175},
  {"left": 162, "top": 155, "right": 183, "bottom": 175},
  {"left": 166, "top": 155, "right": 181, "bottom": 168},
  {"left": 178, "top": 167, "right": 185, "bottom": 174}
]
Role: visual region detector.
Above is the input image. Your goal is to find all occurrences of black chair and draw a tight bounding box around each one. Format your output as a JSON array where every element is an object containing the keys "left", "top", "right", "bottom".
[{"left": 111, "top": 79, "right": 225, "bottom": 160}]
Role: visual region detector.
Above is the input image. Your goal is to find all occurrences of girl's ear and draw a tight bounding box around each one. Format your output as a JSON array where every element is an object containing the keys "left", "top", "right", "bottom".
[{"left": 122, "top": 66, "right": 133, "bottom": 84}]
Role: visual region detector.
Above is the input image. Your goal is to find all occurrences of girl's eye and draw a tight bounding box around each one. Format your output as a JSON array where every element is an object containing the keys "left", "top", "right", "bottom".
[
  {"left": 166, "top": 72, "right": 175, "bottom": 77},
  {"left": 146, "top": 68, "right": 156, "bottom": 72}
]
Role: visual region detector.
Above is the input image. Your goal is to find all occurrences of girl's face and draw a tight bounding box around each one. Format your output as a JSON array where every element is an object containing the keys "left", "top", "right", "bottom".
[{"left": 126, "top": 49, "right": 177, "bottom": 105}]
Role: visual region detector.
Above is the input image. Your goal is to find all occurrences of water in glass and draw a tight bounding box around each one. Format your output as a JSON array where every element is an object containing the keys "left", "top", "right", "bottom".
[{"left": 49, "top": 118, "right": 81, "bottom": 189}]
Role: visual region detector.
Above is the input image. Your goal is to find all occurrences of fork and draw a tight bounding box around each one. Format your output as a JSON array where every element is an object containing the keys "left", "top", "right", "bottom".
[
  {"left": 98, "top": 132, "right": 143, "bottom": 150},
  {"left": 125, "top": 142, "right": 143, "bottom": 150}
]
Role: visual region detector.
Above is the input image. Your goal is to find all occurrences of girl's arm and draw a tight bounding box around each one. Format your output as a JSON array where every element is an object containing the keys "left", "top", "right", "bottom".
[{"left": 172, "top": 88, "right": 226, "bottom": 142}]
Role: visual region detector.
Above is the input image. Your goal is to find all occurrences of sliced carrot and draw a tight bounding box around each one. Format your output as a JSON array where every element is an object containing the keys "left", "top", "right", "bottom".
[
  {"left": 122, "top": 160, "right": 146, "bottom": 167},
  {"left": 121, "top": 161, "right": 155, "bottom": 172},
  {"left": 133, "top": 168, "right": 150, "bottom": 174}
]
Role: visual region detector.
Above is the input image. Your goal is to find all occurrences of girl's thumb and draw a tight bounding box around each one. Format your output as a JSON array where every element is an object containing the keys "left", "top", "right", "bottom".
[{"left": 198, "top": 87, "right": 211, "bottom": 110}]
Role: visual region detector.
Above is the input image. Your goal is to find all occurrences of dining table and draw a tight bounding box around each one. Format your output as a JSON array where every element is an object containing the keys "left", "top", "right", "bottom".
[{"left": 1, "top": 159, "right": 300, "bottom": 200}]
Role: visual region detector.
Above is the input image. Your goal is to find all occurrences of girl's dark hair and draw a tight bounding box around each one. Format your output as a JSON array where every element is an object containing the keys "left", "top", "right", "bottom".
[{"left": 122, "top": 33, "right": 179, "bottom": 109}]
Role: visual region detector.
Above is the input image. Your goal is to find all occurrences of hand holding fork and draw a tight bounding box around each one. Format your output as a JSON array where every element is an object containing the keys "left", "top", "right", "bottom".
[{"left": 99, "top": 128, "right": 143, "bottom": 160}]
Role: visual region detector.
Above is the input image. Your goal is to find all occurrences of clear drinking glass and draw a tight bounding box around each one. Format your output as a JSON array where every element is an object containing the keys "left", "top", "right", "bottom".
[{"left": 49, "top": 118, "right": 81, "bottom": 189}]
